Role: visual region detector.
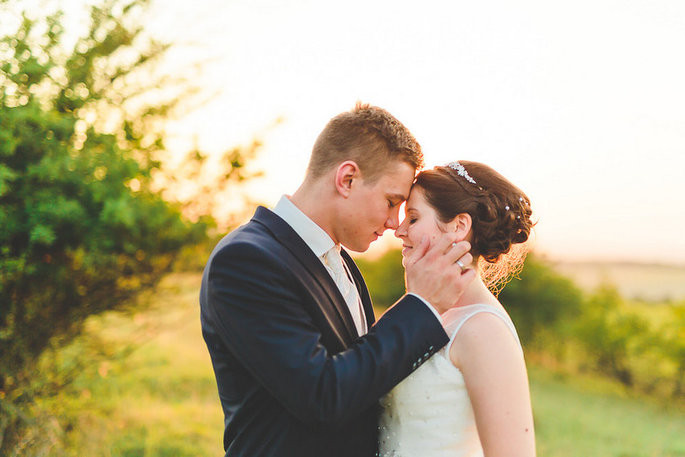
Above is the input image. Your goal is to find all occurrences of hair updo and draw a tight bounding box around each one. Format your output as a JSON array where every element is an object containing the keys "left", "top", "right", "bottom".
[{"left": 414, "top": 161, "right": 534, "bottom": 291}]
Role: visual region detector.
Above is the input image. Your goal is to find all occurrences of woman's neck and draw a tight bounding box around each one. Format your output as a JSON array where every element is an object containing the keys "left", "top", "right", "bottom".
[{"left": 454, "top": 271, "right": 501, "bottom": 310}]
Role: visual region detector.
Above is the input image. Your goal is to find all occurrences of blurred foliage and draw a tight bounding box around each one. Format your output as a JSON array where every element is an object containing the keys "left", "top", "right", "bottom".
[
  {"left": 0, "top": 0, "right": 260, "bottom": 454},
  {"left": 499, "top": 253, "right": 584, "bottom": 346},
  {"left": 661, "top": 305, "right": 685, "bottom": 397},
  {"left": 163, "top": 134, "right": 269, "bottom": 233},
  {"left": 355, "top": 249, "right": 405, "bottom": 307},
  {"left": 572, "top": 287, "right": 685, "bottom": 398},
  {"left": 25, "top": 272, "right": 224, "bottom": 457},
  {"left": 574, "top": 285, "right": 649, "bottom": 387}
]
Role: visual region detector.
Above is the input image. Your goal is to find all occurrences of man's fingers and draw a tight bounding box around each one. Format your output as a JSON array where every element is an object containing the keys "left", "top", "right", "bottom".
[
  {"left": 444, "top": 239, "right": 471, "bottom": 257},
  {"left": 455, "top": 252, "right": 474, "bottom": 269},
  {"left": 448, "top": 260, "right": 477, "bottom": 289},
  {"left": 430, "top": 232, "right": 460, "bottom": 256},
  {"left": 458, "top": 265, "right": 478, "bottom": 283}
]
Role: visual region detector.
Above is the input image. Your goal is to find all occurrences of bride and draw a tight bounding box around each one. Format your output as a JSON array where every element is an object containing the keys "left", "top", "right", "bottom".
[{"left": 378, "top": 161, "right": 537, "bottom": 457}]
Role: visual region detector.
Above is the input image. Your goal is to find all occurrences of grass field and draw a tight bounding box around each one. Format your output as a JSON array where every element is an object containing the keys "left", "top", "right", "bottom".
[
  {"left": 530, "top": 367, "right": 685, "bottom": 456},
  {"left": 39, "top": 272, "right": 685, "bottom": 456}
]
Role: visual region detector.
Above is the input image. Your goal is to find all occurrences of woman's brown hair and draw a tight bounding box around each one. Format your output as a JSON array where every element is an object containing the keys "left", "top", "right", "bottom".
[{"left": 414, "top": 161, "right": 534, "bottom": 292}]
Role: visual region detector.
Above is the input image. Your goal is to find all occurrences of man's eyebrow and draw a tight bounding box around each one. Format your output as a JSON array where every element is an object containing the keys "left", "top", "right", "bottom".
[{"left": 387, "top": 193, "right": 407, "bottom": 202}]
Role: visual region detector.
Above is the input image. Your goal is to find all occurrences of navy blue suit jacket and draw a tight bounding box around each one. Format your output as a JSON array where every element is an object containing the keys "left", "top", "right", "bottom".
[{"left": 200, "top": 206, "right": 449, "bottom": 457}]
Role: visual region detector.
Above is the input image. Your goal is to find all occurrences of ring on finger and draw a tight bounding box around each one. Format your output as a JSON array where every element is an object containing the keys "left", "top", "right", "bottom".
[{"left": 456, "top": 259, "right": 466, "bottom": 272}]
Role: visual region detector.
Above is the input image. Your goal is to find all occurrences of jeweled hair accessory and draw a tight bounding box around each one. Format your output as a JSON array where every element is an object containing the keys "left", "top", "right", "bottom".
[{"left": 446, "top": 161, "right": 477, "bottom": 185}]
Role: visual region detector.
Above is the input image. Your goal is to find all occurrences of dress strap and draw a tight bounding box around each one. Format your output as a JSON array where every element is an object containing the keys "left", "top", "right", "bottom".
[{"left": 442, "top": 304, "right": 522, "bottom": 356}]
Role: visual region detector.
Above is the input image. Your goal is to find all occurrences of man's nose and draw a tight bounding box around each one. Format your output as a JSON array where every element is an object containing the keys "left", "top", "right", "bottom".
[{"left": 386, "top": 212, "right": 400, "bottom": 230}]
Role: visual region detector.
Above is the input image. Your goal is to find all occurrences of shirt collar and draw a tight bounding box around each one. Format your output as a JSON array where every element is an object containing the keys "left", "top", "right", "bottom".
[{"left": 272, "top": 195, "right": 336, "bottom": 258}]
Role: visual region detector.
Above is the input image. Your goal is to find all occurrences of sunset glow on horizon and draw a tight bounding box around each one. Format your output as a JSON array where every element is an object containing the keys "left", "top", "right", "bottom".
[{"left": 21, "top": 0, "right": 685, "bottom": 265}]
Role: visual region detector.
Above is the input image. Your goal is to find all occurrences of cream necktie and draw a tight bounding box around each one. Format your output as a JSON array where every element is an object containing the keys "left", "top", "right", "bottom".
[{"left": 323, "top": 247, "right": 367, "bottom": 335}]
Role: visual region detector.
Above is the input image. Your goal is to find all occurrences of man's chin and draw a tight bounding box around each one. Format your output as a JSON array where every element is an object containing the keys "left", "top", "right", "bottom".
[
  {"left": 344, "top": 233, "right": 382, "bottom": 253},
  {"left": 368, "top": 232, "right": 385, "bottom": 248},
  {"left": 348, "top": 242, "right": 372, "bottom": 253},
  {"left": 345, "top": 239, "right": 374, "bottom": 253}
]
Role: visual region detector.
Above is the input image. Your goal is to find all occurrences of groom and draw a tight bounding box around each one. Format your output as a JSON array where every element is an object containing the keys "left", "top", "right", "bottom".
[{"left": 200, "top": 103, "right": 476, "bottom": 457}]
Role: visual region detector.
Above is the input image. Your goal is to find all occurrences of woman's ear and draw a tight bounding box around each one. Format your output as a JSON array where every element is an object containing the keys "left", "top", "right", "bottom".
[{"left": 446, "top": 213, "right": 472, "bottom": 241}]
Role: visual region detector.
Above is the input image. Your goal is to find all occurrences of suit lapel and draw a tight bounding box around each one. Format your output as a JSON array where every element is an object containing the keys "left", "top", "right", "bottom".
[
  {"left": 252, "top": 207, "right": 359, "bottom": 343},
  {"left": 341, "top": 248, "right": 376, "bottom": 328}
]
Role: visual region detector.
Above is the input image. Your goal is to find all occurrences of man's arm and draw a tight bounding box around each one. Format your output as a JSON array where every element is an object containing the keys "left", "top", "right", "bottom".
[{"left": 205, "top": 241, "right": 449, "bottom": 426}]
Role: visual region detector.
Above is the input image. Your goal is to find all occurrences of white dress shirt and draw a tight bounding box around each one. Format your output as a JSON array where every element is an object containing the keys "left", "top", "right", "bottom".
[
  {"left": 273, "top": 195, "right": 367, "bottom": 335},
  {"left": 272, "top": 195, "right": 441, "bottom": 332}
]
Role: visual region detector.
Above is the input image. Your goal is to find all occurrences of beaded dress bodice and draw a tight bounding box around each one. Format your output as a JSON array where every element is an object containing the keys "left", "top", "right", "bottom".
[{"left": 378, "top": 304, "right": 521, "bottom": 457}]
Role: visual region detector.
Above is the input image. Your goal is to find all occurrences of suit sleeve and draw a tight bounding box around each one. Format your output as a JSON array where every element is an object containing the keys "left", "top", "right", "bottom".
[{"left": 204, "top": 241, "right": 449, "bottom": 426}]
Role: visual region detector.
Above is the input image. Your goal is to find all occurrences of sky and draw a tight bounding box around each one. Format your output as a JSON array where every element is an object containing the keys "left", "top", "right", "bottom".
[{"left": 18, "top": 0, "right": 685, "bottom": 264}]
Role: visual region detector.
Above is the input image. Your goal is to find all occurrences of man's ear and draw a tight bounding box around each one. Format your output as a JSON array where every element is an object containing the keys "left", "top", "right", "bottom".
[
  {"left": 445, "top": 213, "right": 472, "bottom": 241},
  {"left": 334, "top": 161, "right": 361, "bottom": 197}
]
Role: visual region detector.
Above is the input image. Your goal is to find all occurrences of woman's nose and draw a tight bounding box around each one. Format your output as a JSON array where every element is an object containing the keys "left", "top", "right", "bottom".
[{"left": 395, "top": 221, "right": 407, "bottom": 238}]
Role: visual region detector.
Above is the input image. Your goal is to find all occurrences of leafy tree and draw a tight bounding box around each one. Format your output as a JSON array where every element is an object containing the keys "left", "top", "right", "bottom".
[{"left": 0, "top": 1, "right": 253, "bottom": 453}]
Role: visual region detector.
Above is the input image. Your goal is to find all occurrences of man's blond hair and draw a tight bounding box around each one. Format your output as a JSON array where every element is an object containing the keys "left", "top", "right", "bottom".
[{"left": 306, "top": 103, "right": 423, "bottom": 183}]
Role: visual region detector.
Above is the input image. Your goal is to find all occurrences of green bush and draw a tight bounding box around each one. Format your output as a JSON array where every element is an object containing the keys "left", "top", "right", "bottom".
[
  {"left": 499, "top": 254, "right": 584, "bottom": 346},
  {"left": 574, "top": 285, "right": 650, "bottom": 387},
  {"left": 661, "top": 304, "right": 685, "bottom": 397},
  {"left": 0, "top": 1, "right": 211, "bottom": 453}
]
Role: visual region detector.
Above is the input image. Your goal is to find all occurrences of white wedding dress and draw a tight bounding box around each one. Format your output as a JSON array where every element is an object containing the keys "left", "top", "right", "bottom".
[{"left": 378, "top": 304, "right": 522, "bottom": 457}]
